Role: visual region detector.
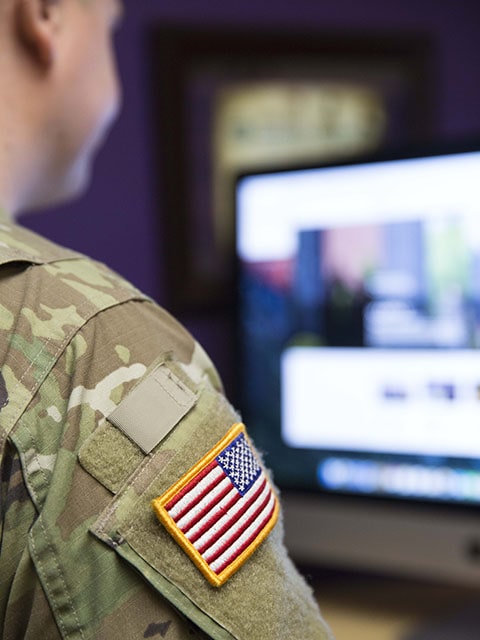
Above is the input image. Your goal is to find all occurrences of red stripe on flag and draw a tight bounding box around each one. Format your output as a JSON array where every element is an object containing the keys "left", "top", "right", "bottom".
[
  {"left": 213, "top": 499, "right": 277, "bottom": 575},
  {"left": 203, "top": 483, "right": 272, "bottom": 563},
  {"left": 196, "top": 478, "right": 267, "bottom": 554},
  {"left": 166, "top": 460, "right": 219, "bottom": 512},
  {"left": 179, "top": 481, "right": 239, "bottom": 534},
  {"left": 185, "top": 488, "right": 241, "bottom": 542}
]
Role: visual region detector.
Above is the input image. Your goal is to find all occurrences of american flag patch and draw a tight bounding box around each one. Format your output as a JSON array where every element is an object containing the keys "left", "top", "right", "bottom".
[{"left": 151, "top": 423, "right": 279, "bottom": 587}]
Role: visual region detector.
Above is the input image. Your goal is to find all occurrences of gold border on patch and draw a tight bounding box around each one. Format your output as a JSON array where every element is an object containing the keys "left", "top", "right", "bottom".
[{"left": 151, "top": 423, "right": 279, "bottom": 587}]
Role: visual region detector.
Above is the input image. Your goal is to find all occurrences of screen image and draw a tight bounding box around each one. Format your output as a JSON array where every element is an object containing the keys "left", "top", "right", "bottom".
[{"left": 236, "top": 147, "right": 480, "bottom": 507}]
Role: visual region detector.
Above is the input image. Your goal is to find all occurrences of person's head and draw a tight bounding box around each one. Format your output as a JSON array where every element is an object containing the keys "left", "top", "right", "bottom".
[{"left": 0, "top": 0, "right": 123, "bottom": 216}]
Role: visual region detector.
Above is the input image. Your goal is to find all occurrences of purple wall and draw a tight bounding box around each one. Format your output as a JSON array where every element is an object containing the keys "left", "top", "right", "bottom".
[{"left": 22, "top": 0, "right": 480, "bottom": 388}]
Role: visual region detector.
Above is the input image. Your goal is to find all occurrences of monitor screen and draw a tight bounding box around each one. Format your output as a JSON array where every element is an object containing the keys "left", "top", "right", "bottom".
[{"left": 235, "top": 144, "right": 480, "bottom": 583}]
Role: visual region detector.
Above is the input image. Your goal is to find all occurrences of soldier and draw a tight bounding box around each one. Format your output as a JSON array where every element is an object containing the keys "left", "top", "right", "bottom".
[{"left": 0, "top": 0, "right": 334, "bottom": 638}]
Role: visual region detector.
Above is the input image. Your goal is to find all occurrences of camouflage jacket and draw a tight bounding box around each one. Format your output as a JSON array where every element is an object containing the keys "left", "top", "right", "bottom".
[{"left": 0, "top": 214, "right": 333, "bottom": 640}]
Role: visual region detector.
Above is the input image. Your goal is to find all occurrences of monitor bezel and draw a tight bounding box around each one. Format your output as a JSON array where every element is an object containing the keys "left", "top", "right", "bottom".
[{"left": 233, "top": 139, "right": 480, "bottom": 584}]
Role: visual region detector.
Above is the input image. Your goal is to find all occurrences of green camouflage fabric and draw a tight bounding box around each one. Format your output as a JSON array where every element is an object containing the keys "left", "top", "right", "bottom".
[{"left": 0, "top": 212, "right": 334, "bottom": 640}]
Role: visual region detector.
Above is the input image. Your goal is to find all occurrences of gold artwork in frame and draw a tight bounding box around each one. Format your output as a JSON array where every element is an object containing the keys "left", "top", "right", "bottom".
[{"left": 212, "top": 81, "right": 387, "bottom": 260}]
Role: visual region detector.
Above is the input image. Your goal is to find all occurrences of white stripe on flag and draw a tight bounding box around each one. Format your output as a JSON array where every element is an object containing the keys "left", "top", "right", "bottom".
[
  {"left": 175, "top": 474, "right": 231, "bottom": 531},
  {"left": 201, "top": 476, "right": 271, "bottom": 561},
  {"left": 209, "top": 493, "right": 277, "bottom": 573},
  {"left": 191, "top": 473, "right": 266, "bottom": 553},
  {"left": 185, "top": 485, "right": 239, "bottom": 541},
  {"left": 168, "top": 465, "right": 224, "bottom": 520}
]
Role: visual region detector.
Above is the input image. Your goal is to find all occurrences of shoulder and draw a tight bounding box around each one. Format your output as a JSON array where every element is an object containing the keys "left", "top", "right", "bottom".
[
  {"left": 0, "top": 221, "right": 155, "bottom": 434},
  {"left": 0, "top": 223, "right": 332, "bottom": 640}
]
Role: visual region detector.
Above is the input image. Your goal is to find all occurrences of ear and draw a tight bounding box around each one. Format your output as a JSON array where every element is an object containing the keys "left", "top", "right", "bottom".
[{"left": 15, "top": 0, "right": 60, "bottom": 68}]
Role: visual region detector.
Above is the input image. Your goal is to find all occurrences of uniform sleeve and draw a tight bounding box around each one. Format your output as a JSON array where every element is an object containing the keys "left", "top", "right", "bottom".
[{"left": 7, "top": 298, "right": 334, "bottom": 640}]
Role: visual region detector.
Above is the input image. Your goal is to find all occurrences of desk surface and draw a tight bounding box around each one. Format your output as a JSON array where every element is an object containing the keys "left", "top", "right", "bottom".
[{"left": 310, "top": 569, "right": 480, "bottom": 640}]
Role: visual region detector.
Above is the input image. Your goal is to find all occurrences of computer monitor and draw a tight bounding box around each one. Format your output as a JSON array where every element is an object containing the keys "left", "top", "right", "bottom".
[{"left": 234, "top": 142, "right": 480, "bottom": 585}]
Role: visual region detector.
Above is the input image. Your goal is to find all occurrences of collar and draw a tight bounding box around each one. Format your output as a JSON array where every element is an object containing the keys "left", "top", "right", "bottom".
[{"left": 0, "top": 212, "right": 81, "bottom": 267}]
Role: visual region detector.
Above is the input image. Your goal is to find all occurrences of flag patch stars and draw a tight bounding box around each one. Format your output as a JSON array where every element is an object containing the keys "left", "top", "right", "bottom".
[{"left": 151, "top": 423, "right": 279, "bottom": 587}]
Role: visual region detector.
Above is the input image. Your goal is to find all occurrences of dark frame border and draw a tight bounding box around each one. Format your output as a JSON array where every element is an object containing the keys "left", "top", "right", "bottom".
[{"left": 148, "top": 26, "right": 434, "bottom": 312}]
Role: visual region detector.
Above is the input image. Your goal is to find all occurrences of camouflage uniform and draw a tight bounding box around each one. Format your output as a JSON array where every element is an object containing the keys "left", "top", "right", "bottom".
[{"left": 0, "top": 212, "right": 333, "bottom": 640}]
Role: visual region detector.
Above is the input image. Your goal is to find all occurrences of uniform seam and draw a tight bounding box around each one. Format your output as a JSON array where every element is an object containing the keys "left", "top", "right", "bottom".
[
  {"left": 9, "top": 293, "right": 106, "bottom": 504},
  {"left": 3, "top": 259, "right": 145, "bottom": 443},
  {"left": 94, "top": 451, "right": 158, "bottom": 539},
  {"left": 30, "top": 516, "right": 85, "bottom": 639},
  {"left": 5, "top": 282, "right": 97, "bottom": 437},
  {"left": 10, "top": 287, "right": 148, "bottom": 507}
]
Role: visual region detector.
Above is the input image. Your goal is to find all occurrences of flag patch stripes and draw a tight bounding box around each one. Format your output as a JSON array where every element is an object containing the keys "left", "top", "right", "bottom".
[{"left": 151, "top": 423, "right": 279, "bottom": 587}]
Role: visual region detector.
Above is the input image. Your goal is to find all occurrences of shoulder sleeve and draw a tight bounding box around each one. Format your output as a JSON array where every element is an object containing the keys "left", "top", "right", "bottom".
[{"left": 11, "top": 299, "right": 333, "bottom": 640}]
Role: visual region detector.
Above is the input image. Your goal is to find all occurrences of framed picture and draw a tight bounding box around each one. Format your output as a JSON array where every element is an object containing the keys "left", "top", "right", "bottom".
[{"left": 148, "top": 26, "right": 433, "bottom": 312}]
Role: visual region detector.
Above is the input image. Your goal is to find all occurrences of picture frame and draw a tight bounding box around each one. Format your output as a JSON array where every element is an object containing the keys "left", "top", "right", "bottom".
[{"left": 148, "top": 26, "right": 433, "bottom": 312}]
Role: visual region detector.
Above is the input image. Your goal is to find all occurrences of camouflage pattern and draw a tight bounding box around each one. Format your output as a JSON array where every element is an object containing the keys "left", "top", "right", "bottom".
[{"left": 0, "top": 212, "right": 334, "bottom": 640}]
